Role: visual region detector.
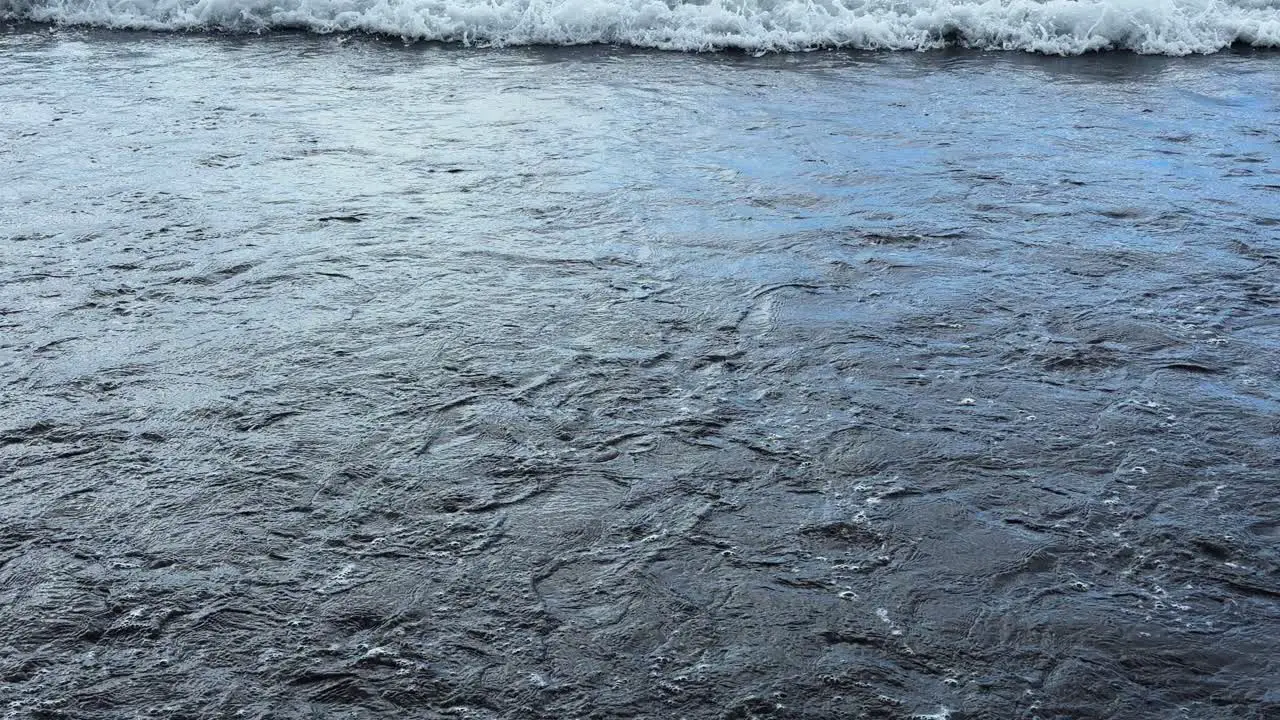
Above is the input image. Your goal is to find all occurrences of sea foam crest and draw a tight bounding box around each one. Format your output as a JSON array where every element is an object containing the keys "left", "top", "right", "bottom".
[{"left": 3, "top": 0, "right": 1279, "bottom": 54}]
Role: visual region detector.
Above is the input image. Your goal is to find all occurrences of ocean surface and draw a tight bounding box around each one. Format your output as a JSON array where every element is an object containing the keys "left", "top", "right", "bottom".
[{"left": 2, "top": 6, "right": 1279, "bottom": 720}]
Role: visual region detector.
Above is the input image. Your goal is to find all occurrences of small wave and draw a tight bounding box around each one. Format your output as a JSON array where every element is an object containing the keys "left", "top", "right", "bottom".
[{"left": 3, "top": 0, "right": 1279, "bottom": 54}]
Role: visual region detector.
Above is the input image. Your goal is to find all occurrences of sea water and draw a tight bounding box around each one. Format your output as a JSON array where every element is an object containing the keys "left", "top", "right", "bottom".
[{"left": 0, "top": 8, "right": 1278, "bottom": 720}]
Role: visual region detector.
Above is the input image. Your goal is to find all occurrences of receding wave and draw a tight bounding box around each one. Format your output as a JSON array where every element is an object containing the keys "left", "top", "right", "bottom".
[{"left": 3, "top": 0, "right": 1279, "bottom": 54}]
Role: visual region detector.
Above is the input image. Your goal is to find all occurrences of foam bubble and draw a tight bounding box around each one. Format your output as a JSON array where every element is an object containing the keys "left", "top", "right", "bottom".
[{"left": 2, "top": 0, "right": 1279, "bottom": 54}]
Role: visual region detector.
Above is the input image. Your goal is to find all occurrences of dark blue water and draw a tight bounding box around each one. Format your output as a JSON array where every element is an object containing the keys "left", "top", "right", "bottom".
[{"left": 1, "top": 27, "right": 1278, "bottom": 719}]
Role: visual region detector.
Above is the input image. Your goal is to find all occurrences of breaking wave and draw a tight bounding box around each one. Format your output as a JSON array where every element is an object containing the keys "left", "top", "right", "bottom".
[{"left": 3, "top": 0, "right": 1279, "bottom": 54}]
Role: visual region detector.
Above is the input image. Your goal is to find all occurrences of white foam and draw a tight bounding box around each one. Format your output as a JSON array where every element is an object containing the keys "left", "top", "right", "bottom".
[{"left": 3, "top": 0, "right": 1279, "bottom": 54}]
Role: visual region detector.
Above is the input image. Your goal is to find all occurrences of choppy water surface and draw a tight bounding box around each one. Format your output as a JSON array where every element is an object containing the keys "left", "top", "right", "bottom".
[{"left": 2, "top": 27, "right": 1279, "bottom": 719}]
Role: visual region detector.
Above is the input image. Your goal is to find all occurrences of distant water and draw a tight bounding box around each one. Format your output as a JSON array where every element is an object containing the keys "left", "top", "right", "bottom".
[
  {"left": 2, "top": 23, "right": 1279, "bottom": 720},
  {"left": 3, "top": 0, "right": 1280, "bottom": 54}
]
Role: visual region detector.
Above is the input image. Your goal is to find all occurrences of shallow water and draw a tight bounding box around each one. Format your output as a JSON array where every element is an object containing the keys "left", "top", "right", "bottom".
[{"left": 1, "top": 27, "right": 1279, "bottom": 719}]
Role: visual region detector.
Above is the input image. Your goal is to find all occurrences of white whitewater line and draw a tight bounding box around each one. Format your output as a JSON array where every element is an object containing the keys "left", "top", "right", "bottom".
[{"left": 2, "top": 0, "right": 1279, "bottom": 54}]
